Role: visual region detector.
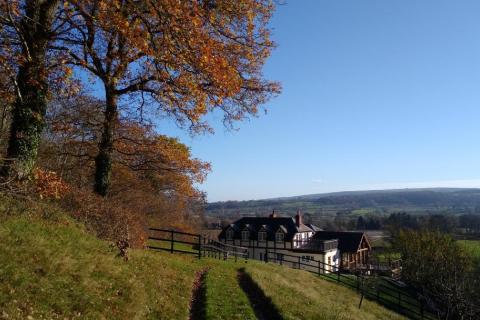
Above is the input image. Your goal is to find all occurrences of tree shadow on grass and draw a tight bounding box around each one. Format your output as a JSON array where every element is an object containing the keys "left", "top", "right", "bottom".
[
  {"left": 237, "top": 268, "right": 283, "bottom": 320},
  {"left": 190, "top": 268, "right": 208, "bottom": 320}
]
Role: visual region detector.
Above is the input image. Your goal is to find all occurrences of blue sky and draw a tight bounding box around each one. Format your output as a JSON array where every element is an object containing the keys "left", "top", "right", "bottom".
[
  {"left": 99, "top": 1, "right": 480, "bottom": 201},
  {"left": 171, "top": 0, "right": 480, "bottom": 202}
]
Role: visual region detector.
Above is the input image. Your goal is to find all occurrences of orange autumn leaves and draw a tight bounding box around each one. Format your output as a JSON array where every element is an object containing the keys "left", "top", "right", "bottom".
[
  {"left": 1, "top": 0, "right": 278, "bottom": 202},
  {"left": 33, "top": 168, "right": 69, "bottom": 199},
  {"left": 64, "top": 0, "right": 280, "bottom": 130},
  {"left": 45, "top": 94, "right": 210, "bottom": 201}
]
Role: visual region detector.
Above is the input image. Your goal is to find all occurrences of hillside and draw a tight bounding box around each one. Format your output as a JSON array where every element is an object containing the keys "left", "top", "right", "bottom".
[
  {"left": 0, "top": 198, "right": 405, "bottom": 319},
  {"left": 207, "top": 188, "right": 480, "bottom": 217}
]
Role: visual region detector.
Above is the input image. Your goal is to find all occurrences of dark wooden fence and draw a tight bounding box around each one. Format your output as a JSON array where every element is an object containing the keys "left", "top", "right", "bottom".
[
  {"left": 264, "top": 251, "right": 436, "bottom": 320},
  {"left": 148, "top": 228, "right": 436, "bottom": 320},
  {"left": 147, "top": 228, "right": 248, "bottom": 261}
]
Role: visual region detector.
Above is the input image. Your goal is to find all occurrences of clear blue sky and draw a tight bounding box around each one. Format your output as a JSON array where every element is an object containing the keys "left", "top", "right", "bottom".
[{"left": 126, "top": 1, "right": 480, "bottom": 201}]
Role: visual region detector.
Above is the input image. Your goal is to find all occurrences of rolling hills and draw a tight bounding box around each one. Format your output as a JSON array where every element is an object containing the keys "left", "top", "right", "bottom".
[{"left": 207, "top": 188, "right": 480, "bottom": 217}]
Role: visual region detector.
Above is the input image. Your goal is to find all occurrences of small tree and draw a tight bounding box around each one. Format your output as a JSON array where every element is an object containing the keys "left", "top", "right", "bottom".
[{"left": 394, "top": 230, "right": 480, "bottom": 319}]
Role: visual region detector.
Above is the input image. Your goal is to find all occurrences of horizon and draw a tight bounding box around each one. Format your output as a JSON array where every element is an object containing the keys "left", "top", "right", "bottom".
[{"left": 208, "top": 185, "right": 480, "bottom": 203}]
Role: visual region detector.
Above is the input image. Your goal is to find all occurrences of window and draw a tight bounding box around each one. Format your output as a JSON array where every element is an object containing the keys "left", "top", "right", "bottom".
[
  {"left": 241, "top": 230, "right": 249, "bottom": 241},
  {"left": 258, "top": 231, "right": 267, "bottom": 241},
  {"left": 275, "top": 232, "right": 284, "bottom": 242},
  {"left": 226, "top": 229, "right": 234, "bottom": 240}
]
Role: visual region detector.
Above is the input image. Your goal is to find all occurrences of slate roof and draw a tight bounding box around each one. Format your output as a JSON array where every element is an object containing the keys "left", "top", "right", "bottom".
[
  {"left": 305, "top": 223, "right": 322, "bottom": 232},
  {"left": 310, "top": 231, "right": 370, "bottom": 253},
  {"left": 218, "top": 216, "right": 319, "bottom": 241}
]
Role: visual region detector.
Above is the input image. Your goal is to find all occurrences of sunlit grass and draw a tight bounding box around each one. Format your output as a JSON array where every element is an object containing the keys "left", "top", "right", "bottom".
[{"left": 0, "top": 195, "right": 409, "bottom": 319}]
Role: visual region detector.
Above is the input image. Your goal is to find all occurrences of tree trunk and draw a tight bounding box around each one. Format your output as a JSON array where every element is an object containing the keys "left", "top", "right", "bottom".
[
  {"left": 1, "top": 0, "right": 58, "bottom": 180},
  {"left": 94, "top": 86, "right": 118, "bottom": 196}
]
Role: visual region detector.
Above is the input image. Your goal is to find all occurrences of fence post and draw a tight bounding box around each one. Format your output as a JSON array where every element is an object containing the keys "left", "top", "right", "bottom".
[
  {"left": 398, "top": 291, "right": 401, "bottom": 312},
  {"left": 170, "top": 230, "right": 174, "bottom": 253},
  {"left": 234, "top": 246, "right": 237, "bottom": 262},
  {"left": 318, "top": 260, "right": 321, "bottom": 275},
  {"left": 265, "top": 249, "right": 269, "bottom": 263},
  {"left": 298, "top": 256, "right": 301, "bottom": 269},
  {"left": 356, "top": 274, "right": 360, "bottom": 292},
  {"left": 198, "top": 235, "right": 201, "bottom": 259}
]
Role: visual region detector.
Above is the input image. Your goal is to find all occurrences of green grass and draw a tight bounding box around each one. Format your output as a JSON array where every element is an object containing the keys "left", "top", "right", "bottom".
[
  {"left": 244, "top": 263, "right": 405, "bottom": 320},
  {"left": 0, "top": 196, "right": 408, "bottom": 319},
  {"left": 0, "top": 216, "right": 202, "bottom": 319},
  {"left": 204, "top": 262, "right": 256, "bottom": 319},
  {"left": 458, "top": 240, "right": 480, "bottom": 259}
]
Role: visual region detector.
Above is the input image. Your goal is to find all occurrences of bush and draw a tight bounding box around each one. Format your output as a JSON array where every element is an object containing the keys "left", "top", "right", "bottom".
[
  {"left": 394, "top": 230, "right": 480, "bottom": 319},
  {"left": 60, "top": 188, "right": 147, "bottom": 251}
]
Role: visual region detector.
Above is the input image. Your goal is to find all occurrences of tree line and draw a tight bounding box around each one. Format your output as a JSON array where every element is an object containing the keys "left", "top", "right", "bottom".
[{"left": 328, "top": 212, "right": 480, "bottom": 234}]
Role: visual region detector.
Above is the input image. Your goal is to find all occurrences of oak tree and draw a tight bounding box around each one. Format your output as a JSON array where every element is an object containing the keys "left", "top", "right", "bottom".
[
  {"left": 0, "top": 0, "right": 65, "bottom": 179},
  {"left": 62, "top": 0, "right": 280, "bottom": 195}
]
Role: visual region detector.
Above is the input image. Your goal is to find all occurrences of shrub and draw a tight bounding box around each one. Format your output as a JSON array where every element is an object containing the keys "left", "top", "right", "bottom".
[{"left": 60, "top": 188, "right": 147, "bottom": 252}]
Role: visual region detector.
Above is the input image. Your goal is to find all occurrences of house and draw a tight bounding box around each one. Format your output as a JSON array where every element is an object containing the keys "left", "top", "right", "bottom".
[
  {"left": 218, "top": 211, "right": 340, "bottom": 271},
  {"left": 309, "top": 231, "right": 372, "bottom": 270}
]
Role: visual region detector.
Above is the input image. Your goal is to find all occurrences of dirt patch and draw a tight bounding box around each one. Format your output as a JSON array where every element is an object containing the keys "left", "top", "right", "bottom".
[{"left": 189, "top": 268, "right": 209, "bottom": 320}]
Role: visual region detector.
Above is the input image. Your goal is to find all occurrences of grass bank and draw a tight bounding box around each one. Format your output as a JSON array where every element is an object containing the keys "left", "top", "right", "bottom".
[{"left": 0, "top": 196, "right": 406, "bottom": 319}]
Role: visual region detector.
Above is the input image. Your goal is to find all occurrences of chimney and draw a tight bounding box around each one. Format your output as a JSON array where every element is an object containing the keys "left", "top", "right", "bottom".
[
  {"left": 295, "top": 210, "right": 303, "bottom": 227},
  {"left": 269, "top": 210, "right": 277, "bottom": 218}
]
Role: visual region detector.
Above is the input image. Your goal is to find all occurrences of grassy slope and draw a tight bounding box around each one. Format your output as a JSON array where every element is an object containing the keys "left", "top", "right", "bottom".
[
  {"left": 244, "top": 263, "right": 405, "bottom": 320},
  {"left": 459, "top": 240, "right": 480, "bottom": 258},
  {"left": 0, "top": 199, "right": 405, "bottom": 320},
  {"left": 204, "top": 263, "right": 256, "bottom": 320},
  {"left": 0, "top": 216, "right": 202, "bottom": 319}
]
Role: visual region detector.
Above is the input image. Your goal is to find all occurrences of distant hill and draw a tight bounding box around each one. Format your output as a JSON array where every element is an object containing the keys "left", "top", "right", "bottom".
[{"left": 207, "top": 188, "right": 480, "bottom": 217}]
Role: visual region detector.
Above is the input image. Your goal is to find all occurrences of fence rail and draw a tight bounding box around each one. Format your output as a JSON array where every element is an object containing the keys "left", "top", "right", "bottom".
[
  {"left": 147, "top": 228, "right": 436, "bottom": 320},
  {"left": 147, "top": 228, "right": 249, "bottom": 261},
  {"left": 264, "top": 251, "right": 435, "bottom": 320}
]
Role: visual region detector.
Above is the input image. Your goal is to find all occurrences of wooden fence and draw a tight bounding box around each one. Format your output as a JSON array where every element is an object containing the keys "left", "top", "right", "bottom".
[
  {"left": 147, "top": 228, "right": 436, "bottom": 320},
  {"left": 264, "top": 251, "right": 436, "bottom": 320},
  {"left": 147, "top": 228, "right": 248, "bottom": 261}
]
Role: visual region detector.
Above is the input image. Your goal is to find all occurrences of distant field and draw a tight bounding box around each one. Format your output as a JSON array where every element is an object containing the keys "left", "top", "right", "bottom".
[{"left": 458, "top": 240, "right": 480, "bottom": 258}]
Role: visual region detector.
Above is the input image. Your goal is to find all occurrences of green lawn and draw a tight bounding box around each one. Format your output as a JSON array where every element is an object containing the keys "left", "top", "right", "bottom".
[
  {"left": 0, "top": 196, "right": 408, "bottom": 319},
  {"left": 245, "top": 263, "right": 405, "bottom": 320},
  {"left": 204, "top": 262, "right": 256, "bottom": 319},
  {"left": 458, "top": 240, "right": 480, "bottom": 259}
]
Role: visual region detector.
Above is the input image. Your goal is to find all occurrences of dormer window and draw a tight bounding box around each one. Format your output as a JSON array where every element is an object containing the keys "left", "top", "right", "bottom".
[
  {"left": 226, "top": 229, "right": 234, "bottom": 240},
  {"left": 241, "top": 230, "right": 249, "bottom": 241},
  {"left": 275, "top": 231, "right": 284, "bottom": 242},
  {"left": 258, "top": 231, "right": 267, "bottom": 241}
]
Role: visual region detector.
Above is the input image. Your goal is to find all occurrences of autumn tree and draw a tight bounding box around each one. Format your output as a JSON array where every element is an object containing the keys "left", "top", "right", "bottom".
[
  {"left": 0, "top": 0, "right": 68, "bottom": 180},
  {"left": 41, "top": 93, "right": 210, "bottom": 226},
  {"left": 61, "top": 0, "right": 280, "bottom": 196}
]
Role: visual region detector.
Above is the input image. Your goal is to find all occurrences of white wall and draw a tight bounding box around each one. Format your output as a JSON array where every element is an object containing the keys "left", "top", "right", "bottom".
[{"left": 221, "top": 235, "right": 339, "bottom": 274}]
